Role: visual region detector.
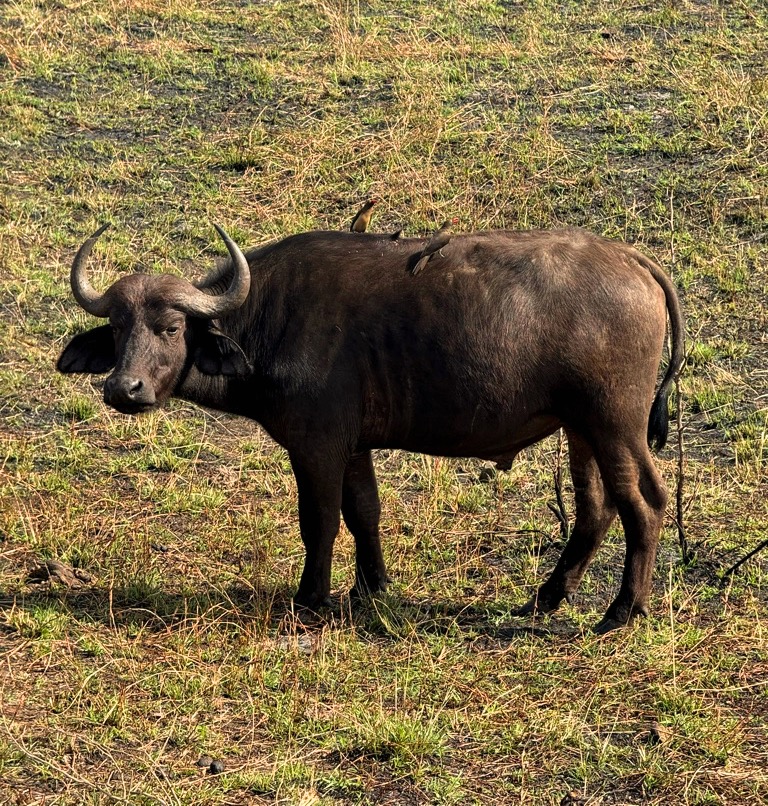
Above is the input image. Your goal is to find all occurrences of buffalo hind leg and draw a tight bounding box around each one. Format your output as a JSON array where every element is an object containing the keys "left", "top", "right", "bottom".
[
  {"left": 342, "top": 451, "right": 389, "bottom": 597},
  {"left": 290, "top": 453, "right": 346, "bottom": 611},
  {"left": 516, "top": 431, "right": 617, "bottom": 616},
  {"left": 592, "top": 438, "right": 667, "bottom": 634}
]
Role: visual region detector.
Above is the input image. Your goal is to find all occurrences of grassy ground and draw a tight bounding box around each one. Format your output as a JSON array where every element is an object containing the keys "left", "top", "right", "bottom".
[{"left": 1, "top": 1, "right": 767, "bottom": 803}]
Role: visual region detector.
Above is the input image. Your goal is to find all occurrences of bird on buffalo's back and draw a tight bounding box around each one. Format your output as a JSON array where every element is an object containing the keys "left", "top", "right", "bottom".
[
  {"left": 411, "top": 218, "right": 458, "bottom": 275},
  {"left": 349, "top": 199, "right": 378, "bottom": 232}
]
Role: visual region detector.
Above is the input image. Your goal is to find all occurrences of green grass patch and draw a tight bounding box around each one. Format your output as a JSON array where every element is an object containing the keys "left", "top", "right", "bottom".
[{"left": 1, "top": 0, "right": 767, "bottom": 803}]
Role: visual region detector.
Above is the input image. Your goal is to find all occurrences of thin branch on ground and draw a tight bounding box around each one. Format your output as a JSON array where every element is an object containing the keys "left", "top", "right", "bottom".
[
  {"left": 669, "top": 189, "right": 691, "bottom": 564},
  {"left": 548, "top": 429, "right": 570, "bottom": 542},
  {"left": 721, "top": 538, "right": 768, "bottom": 584}
]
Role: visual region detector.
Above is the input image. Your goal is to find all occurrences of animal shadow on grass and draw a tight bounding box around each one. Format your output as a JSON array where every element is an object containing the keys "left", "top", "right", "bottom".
[
  {"left": 0, "top": 581, "right": 579, "bottom": 645},
  {"left": 342, "top": 594, "right": 581, "bottom": 645},
  {"left": 0, "top": 580, "right": 300, "bottom": 638}
]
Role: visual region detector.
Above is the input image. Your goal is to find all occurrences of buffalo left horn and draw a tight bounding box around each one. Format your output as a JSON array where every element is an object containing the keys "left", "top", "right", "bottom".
[
  {"left": 70, "top": 223, "right": 113, "bottom": 317},
  {"left": 173, "top": 223, "right": 252, "bottom": 319}
]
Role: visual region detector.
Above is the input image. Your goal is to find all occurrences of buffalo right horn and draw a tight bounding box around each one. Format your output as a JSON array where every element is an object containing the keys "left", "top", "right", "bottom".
[
  {"left": 172, "top": 223, "right": 252, "bottom": 319},
  {"left": 70, "top": 223, "right": 113, "bottom": 317}
]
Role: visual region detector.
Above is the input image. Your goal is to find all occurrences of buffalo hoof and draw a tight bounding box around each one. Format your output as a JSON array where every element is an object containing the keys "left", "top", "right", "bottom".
[
  {"left": 592, "top": 616, "right": 626, "bottom": 635},
  {"left": 292, "top": 591, "right": 334, "bottom": 613},
  {"left": 350, "top": 574, "right": 390, "bottom": 600},
  {"left": 593, "top": 603, "right": 648, "bottom": 634},
  {"left": 513, "top": 596, "right": 538, "bottom": 617},
  {"left": 349, "top": 584, "right": 388, "bottom": 602},
  {"left": 513, "top": 589, "right": 570, "bottom": 617}
]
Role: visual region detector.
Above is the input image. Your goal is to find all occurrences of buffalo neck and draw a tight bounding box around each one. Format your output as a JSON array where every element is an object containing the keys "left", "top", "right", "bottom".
[{"left": 174, "top": 278, "right": 273, "bottom": 421}]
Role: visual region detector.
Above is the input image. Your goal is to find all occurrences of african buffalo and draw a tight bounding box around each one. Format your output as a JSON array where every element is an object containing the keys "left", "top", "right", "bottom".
[{"left": 57, "top": 223, "right": 684, "bottom": 632}]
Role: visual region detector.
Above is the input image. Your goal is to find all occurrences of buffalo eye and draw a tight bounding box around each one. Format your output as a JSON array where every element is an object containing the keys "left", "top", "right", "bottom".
[{"left": 157, "top": 325, "right": 182, "bottom": 338}]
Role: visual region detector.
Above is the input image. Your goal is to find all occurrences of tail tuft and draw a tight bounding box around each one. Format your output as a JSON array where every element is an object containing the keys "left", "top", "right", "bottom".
[{"left": 647, "top": 385, "right": 671, "bottom": 452}]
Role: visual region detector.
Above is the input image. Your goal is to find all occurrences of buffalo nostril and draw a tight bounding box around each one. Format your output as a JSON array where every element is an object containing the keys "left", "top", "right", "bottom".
[{"left": 127, "top": 378, "right": 143, "bottom": 399}]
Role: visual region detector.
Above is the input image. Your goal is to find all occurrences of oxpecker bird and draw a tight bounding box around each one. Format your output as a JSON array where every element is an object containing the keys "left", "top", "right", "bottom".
[
  {"left": 350, "top": 199, "right": 378, "bottom": 233},
  {"left": 411, "top": 218, "right": 457, "bottom": 275}
]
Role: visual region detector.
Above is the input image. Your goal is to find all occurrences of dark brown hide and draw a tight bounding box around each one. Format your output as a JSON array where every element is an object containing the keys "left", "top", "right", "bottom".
[{"left": 58, "top": 227, "right": 685, "bottom": 633}]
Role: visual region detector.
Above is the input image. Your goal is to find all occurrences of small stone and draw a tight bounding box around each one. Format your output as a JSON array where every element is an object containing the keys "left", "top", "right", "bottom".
[
  {"left": 649, "top": 720, "right": 670, "bottom": 745},
  {"left": 478, "top": 465, "right": 496, "bottom": 483},
  {"left": 26, "top": 560, "right": 88, "bottom": 588},
  {"left": 195, "top": 755, "right": 214, "bottom": 768},
  {"left": 277, "top": 634, "right": 313, "bottom": 655},
  {"left": 208, "top": 759, "right": 225, "bottom": 775}
]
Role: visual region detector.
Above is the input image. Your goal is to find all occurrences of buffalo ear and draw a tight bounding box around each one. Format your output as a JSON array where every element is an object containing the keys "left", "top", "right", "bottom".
[
  {"left": 57, "top": 325, "right": 116, "bottom": 374},
  {"left": 193, "top": 326, "right": 252, "bottom": 377}
]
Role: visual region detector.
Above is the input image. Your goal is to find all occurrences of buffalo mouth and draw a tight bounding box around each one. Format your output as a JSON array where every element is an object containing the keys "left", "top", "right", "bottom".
[{"left": 105, "top": 398, "right": 158, "bottom": 415}]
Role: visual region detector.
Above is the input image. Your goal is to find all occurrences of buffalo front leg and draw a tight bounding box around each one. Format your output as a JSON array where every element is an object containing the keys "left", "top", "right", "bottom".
[
  {"left": 342, "top": 451, "right": 389, "bottom": 597},
  {"left": 290, "top": 454, "right": 346, "bottom": 611},
  {"left": 516, "top": 431, "right": 617, "bottom": 616}
]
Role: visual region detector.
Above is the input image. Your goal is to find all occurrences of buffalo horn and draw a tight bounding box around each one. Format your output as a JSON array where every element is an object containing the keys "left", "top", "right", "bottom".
[
  {"left": 70, "top": 223, "right": 113, "bottom": 317},
  {"left": 174, "top": 224, "right": 251, "bottom": 319}
]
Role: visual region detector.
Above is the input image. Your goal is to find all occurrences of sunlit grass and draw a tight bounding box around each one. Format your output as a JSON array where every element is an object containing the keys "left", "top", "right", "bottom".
[{"left": 1, "top": 0, "right": 767, "bottom": 803}]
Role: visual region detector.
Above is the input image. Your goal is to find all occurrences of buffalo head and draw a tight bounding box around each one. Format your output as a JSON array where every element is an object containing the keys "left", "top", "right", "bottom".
[{"left": 57, "top": 224, "right": 252, "bottom": 414}]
